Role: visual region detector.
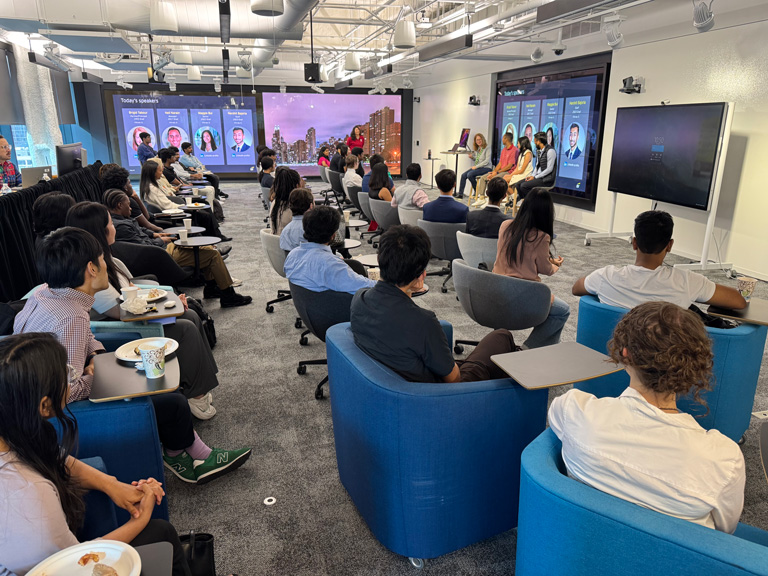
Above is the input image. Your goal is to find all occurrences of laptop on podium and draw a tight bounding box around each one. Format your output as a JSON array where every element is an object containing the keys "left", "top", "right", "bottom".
[
  {"left": 449, "top": 128, "right": 471, "bottom": 152},
  {"left": 21, "top": 166, "right": 52, "bottom": 188}
]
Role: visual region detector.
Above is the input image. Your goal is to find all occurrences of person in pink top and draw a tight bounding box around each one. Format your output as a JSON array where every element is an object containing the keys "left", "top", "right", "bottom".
[
  {"left": 492, "top": 187, "right": 569, "bottom": 348},
  {"left": 317, "top": 146, "right": 331, "bottom": 167},
  {"left": 345, "top": 125, "right": 365, "bottom": 150}
]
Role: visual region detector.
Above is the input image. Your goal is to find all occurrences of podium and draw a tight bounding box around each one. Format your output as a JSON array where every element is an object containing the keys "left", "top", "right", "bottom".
[{"left": 441, "top": 148, "right": 469, "bottom": 176}]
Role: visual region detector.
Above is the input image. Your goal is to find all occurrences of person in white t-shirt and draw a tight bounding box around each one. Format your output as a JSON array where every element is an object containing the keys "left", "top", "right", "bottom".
[
  {"left": 572, "top": 210, "right": 746, "bottom": 310},
  {"left": 549, "top": 301, "right": 745, "bottom": 533}
]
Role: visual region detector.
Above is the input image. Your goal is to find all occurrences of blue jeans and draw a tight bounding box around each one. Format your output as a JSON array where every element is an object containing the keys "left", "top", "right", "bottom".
[
  {"left": 524, "top": 296, "right": 570, "bottom": 349},
  {"left": 459, "top": 166, "right": 492, "bottom": 196}
]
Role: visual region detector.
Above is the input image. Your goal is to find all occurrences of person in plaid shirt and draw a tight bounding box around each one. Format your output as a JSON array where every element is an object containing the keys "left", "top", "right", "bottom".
[{"left": 0, "top": 136, "right": 21, "bottom": 188}]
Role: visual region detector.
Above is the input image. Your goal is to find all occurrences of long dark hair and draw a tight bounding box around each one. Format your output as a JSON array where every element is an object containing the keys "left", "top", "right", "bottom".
[
  {"left": 350, "top": 125, "right": 362, "bottom": 140},
  {"left": 0, "top": 333, "right": 85, "bottom": 531},
  {"left": 139, "top": 161, "right": 160, "bottom": 201},
  {"left": 501, "top": 187, "right": 554, "bottom": 266},
  {"left": 65, "top": 202, "right": 123, "bottom": 290},
  {"left": 369, "top": 163, "right": 390, "bottom": 193},
  {"left": 517, "top": 136, "right": 533, "bottom": 157},
  {"left": 317, "top": 146, "right": 329, "bottom": 163},
  {"left": 200, "top": 129, "right": 217, "bottom": 151},
  {"left": 270, "top": 167, "right": 301, "bottom": 230}
]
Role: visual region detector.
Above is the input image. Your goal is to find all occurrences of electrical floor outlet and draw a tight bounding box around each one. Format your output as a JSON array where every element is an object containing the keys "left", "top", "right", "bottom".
[{"left": 752, "top": 410, "right": 768, "bottom": 420}]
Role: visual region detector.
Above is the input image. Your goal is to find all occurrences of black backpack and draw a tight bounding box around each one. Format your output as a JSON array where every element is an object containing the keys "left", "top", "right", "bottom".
[
  {"left": 0, "top": 300, "right": 26, "bottom": 336},
  {"left": 185, "top": 296, "right": 217, "bottom": 349}
]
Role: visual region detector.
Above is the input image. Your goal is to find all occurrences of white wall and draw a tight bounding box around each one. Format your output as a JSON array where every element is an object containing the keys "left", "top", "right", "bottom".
[{"left": 413, "top": 2, "right": 768, "bottom": 279}]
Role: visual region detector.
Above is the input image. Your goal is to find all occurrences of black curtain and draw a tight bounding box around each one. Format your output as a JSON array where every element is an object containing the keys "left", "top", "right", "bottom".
[{"left": 0, "top": 162, "right": 104, "bottom": 302}]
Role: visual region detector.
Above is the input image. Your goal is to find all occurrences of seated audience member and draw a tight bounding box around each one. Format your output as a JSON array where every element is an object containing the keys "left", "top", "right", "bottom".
[
  {"left": 65, "top": 201, "right": 223, "bottom": 420},
  {"left": 342, "top": 155, "right": 363, "bottom": 194},
  {"left": 284, "top": 206, "right": 374, "bottom": 295},
  {"left": 136, "top": 131, "right": 157, "bottom": 164},
  {"left": 572, "top": 210, "right": 746, "bottom": 311},
  {"left": 104, "top": 190, "right": 251, "bottom": 308},
  {"left": 329, "top": 143, "right": 348, "bottom": 173},
  {"left": 0, "top": 333, "right": 195, "bottom": 576},
  {"left": 101, "top": 164, "right": 171, "bottom": 234},
  {"left": 391, "top": 163, "right": 428, "bottom": 209},
  {"left": 0, "top": 135, "right": 21, "bottom": 187},
  {"left": 367, "top": 163, "right": 394, "bottom": 202},
  {"left": 472, "top": 132, "right": 519, "bottom": 207},
  {"left": 258, "top": 147, "right": 276, "bottom": 167},
  {"left": 317, "top": 146, "right": 331, "bottom": 167},
  {"left": 350, "top": 147, "right": 365, "bottom": 178},
  {"left": 362, "top": 154, "right": 394, "bottom": 193},
  {"left": 179, "top": 141, "right": 225, "bottom": 198},
  {"left": 13, "top": 228, "right": 251, "bottom": 484},
  {"left": 280, "top": 188, "right": 314, "bottom": 252},
  {"left": 141, "top": 160, "right": 230, "bottom": 242},
  {"left": 465, "top": 176, "right": 509, "bottom": 238},
  {"left": 350, "top": 225, "right": 518, "bottom": 382},
  {"left": 549, "top": 301, "right": 745, "bottom": 533},
  {"left": 422, "top": 170, "right": 468, "bottom": 224},
  {"left": 493, "top": 188, "right": 568, "bottom": 348},
  {"left": 169, "top": 147, "right": 217, "bottom": 194},
  {"left": 256, "top": 143, "right": 268, "bottom": 157},
  {"left": 161, "top": 148, "right": 223, "bottom": 222},
  {"left": 270, "top": 168, "right": 302, "bottom": 235},
  {"left": 32, "top": 192, "right": 75, "bottom": 247},
  {"left": 259, "top": 156, "right": 275, "bottom": 189},
  {"left": 513, "top": 131, "right": 556, "bottom": 201}
]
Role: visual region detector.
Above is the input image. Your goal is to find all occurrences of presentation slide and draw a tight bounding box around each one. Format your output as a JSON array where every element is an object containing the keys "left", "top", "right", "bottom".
[
  {"left": 112, "top": 94, "right": 260, "bottom": 174},
  {"left": 494, "top": 71, "right": 604, "bottom": 203},
  {"left": 262, "top": 92, "right": 402, "bottom": 177}
]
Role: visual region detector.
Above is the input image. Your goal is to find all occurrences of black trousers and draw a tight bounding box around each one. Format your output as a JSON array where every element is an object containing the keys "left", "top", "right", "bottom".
[
  {"left": 162, "top": 311, "right": 219, "bottom": 398},
  {"left": 515, "top": 177, "right": 553, "bottom": 199},
  {"left": 151, "top": 391, "right": 195, "bottom": 452},
  {"left": 458, "top": 329, "right": 517, "bottom": 382},
  {"left": 345, "top": 259, "right": 369, "bottom": 278},
  {"left": 203, "top": 173, "right": 220, "bottom": 193},
  {"left": 130, "top": 519, "right": 192, "bottom": 576}
]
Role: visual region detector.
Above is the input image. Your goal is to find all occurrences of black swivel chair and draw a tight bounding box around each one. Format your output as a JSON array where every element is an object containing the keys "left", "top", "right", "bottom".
[
  {"left": 327, "top": 170, "right": 349, "bottom": 206},
  {"left": 289, "top": 282, "right": 353, "bottom": 400},
  {"left": 111, "top": 242, "right": 193, "bottom": 287}
]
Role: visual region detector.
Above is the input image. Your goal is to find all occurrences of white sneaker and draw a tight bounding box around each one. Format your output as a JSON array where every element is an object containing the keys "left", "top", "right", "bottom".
[
  {"left": 189, "top": 395, "right": 217, "bottom": 420},
  {"left": 471, "top": 197, "right": 487, "bottom": 207},
  {"left": 230, "top": 277, "right": 243, "bottom": 287}
]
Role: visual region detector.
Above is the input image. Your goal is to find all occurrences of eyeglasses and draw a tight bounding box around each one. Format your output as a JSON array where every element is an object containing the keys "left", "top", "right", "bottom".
[
  {"left": 66, "top": 364, "right": 80, "bottom": 385},
  {"left": 0, "top": 145, "right": 12, "bottom": 151}
]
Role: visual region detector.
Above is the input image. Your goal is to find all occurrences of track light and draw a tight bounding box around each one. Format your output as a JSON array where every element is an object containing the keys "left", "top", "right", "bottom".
[
  {"left": 237, "top": 50, "right": 252, "bottom": 71},
  {"left": 377, "top": 85, "right": 387, "bottom": 95},
  {"left": 531, "top": 47, "right": 544, "bottom": 63},
  {"left": 279, "top": 84, "right": 287, "bottom": 93},
  {"left": 168, "top": 81, "right": 177, "bottom": 92},
  {"left": 692, "top": 0, "right": 715, "bottom": 32},
  {"left": 214, "top": 78, "right": 222, "bottom": 92},
  {"left": 403, "top": 76, "right": 413, "bottom": 89},
  {"left": 603, "top": 14, "right": 625, "bottom": 48},
  {"left": 117, "top": 80, "right": 133, "bottom": 90},
  {"left": 368, "top": 87, "right": 377, "bottom": 95},
  {"left": 154, "top": 52, "right": 172, "bottom": 71},
  {"left": 311, "top": 84, "right": 325, "bottom": 94}
]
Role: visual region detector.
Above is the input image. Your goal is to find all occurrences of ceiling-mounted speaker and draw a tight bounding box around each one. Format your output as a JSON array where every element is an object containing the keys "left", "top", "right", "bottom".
[
  {"left": 394, "top": 20, "right": 416, "bottom": 49},
  {"left": 187, "top": 65, "right": 201, "bottom": 81},
  {"left": 304, "top": 63, "right": 321, "bottom": 83},
  {"left": 150, "top": 0, "right": 178, "bottom": 34},
  {"left": 250, "top": 0, "right": 285, "bottom": 17},
  {"left": 344, "top": 52, "right": 360, "bottom": 72}
]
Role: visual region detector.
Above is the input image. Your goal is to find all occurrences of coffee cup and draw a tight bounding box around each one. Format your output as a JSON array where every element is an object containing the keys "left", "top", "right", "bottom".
[
  {"left": 368, "top": 267, "right": 380, "bottom": 282},
  {"left": 185, "top": 197, "right": 192, "bottom": 206},
  {"left": 192, "top": 189, "right": 200, "bottom": 198},
  {"left": 183, "top": 218, "right": 192, "bottom": 231},
  {"left": 138, "top": 342, "right": 166, "bottom": 379},
  {"left": 121, "top": 286, "right": 139, "bottom": 302},
  {"left": 179, "top": 229, "right": 189, "bottom": 242},
  {"left": 343, "top": 209, "right": 351, "bottom": 224},
  {"left": 738, "top": 277, "right": 758, "bottom": 302}
]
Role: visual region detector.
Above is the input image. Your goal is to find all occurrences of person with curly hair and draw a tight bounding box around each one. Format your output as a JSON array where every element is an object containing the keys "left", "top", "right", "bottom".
[{"left": 548, "top": 301, "right": 745, "bottom": 533}]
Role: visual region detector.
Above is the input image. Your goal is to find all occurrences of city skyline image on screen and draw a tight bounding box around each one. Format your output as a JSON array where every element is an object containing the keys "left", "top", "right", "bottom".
[{"left": 262, "top": 92, "right": 402, "bottom": 177}]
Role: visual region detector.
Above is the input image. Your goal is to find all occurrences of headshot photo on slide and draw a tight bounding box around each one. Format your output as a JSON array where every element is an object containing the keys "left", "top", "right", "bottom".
[
  {"left": 543, "top": 123, "right": 559, "bottom": 148},
  {"left": 196, "top": 127, "right": 221, "bottom": 152},
  {"left": 562, "top": 122, "right": 586, "bottom": 161},
  {"left": 228, "top": 127, "right": 253, "bottom": 152},
  {"left": 503, "top": 123, "right": 517, "bottom": 144},
  {"left": 128, "top": 127, "right": 154, "bottom": 152},
  {"left": 163, "top": 126, "right": 189, "bottom": 149},
  {"left": 523, "top": 123, "right": 535, "bottom": 143}
]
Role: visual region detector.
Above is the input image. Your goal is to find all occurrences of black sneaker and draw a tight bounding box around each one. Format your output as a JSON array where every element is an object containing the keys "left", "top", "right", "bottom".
[
  {"left": 220, "top": 293, "right": 253, "bottom": 308},
  {"left": 219, "top": 192, "right": 230, "bottom": 199},
  {"left": 203, "top": 285, "right": 223, "bottom": 299},
  {"left": 219, "top": 235, "right": 233, "bottom": 242},
  {"left": 218, "top": 245, "right": 232, "bottom": 256}
]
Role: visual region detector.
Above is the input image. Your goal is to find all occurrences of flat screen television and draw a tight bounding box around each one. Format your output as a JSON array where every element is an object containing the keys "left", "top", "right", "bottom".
[
  {"left": 56, "top": 142, "right": 83, "bottom": 176},
  {"left": 608, "top": 103, "right": 727, "bottom": 210}
]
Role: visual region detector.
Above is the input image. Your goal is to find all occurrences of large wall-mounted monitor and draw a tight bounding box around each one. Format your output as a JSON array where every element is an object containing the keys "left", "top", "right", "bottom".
[
  {"left": 493, "top": 54, "right": 611, "bottom": 211},
  {"left": 608, "top": 103, "right": 727, "bottom": 210}
]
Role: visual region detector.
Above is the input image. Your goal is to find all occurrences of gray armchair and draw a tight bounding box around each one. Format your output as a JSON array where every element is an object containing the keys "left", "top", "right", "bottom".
[
  {"left": 358, "top": 191, "right": 379, "bottom": 243},
  {"left": 456, "top": 231, "right": 498, "bottom": 271},
  {"left": 452, "top": 258, "right": 551, "bottom": 353},
  {"left": 417, "top": 219, "right": 466, "bottom": 293},
  {"left": 397, "top": 206, "right": 423, "bottom": 228},
  {"left": 259, "top": 229, "right": 303, "bottom": 329}
]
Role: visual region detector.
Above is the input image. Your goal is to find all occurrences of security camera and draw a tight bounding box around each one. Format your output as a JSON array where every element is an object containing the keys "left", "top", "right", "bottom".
[
  {"left": 552, "top": 42, "right": 566, "bottom": 56},
  {"left": 468, "top": 95, "right": 481, "bottom": 106},
  {"left": 619, "top": 76, "right": 644, "bottom": 94},
  {"left": 272, "top": 56, "right": 280, "bottom": 66}
]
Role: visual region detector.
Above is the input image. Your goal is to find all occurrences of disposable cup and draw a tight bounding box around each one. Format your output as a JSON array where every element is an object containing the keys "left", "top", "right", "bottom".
[
  {"left": 138, "top": 343, "right": 165, "bottom": 379},
  {"left": 179, "top": 229, "right": 189, "bottom": 242},
  {"left": 183, "top": 218, "right": 192, "bottom": 231},
  {"left": 738, "top": 277, "right": 758, "bottom": 302},
  {"left": 121, "top": 286, "right": 139, "bottom": 302},
  {"left": 185, "top": 197, "right": 192, "bottom": 205},
  {"left": 343, "top": 209, "right": 351, "bottom": 223},
  {"left": 368, "top": 267, "right": 380, "bottom": 282}
]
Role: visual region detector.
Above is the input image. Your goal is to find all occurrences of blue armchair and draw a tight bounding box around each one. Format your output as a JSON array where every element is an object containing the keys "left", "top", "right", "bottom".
[
  {"left": 575, "top": 295, "right": 767, "bottom": 442},
  {"left": 325, "top": 322, "right": 549, "bottom": 565},
  {"left": 79, "top": 456, "right": 119, "bottom": 541},
  {"left": 516, "top": 429, "right": 768, "bottom": 576}
]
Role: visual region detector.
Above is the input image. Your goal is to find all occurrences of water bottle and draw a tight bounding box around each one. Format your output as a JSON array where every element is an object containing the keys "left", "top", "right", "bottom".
[
  {"left": 42, "top": 172, "right": 51, "bottom": 181},
  {"left": 1, "top": 183, "right": 10, "bottom": 195},
  {"left": 427, "top": 149, "right": 432, "bottom": 159}
]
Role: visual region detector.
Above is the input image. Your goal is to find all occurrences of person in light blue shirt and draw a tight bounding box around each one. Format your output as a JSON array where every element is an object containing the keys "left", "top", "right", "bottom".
[
  {"left": 284, "top": 206, "right": 375, "bottom": 295},
  {"left": 136, "top": 132, "right": 157, "bottom": 164},
  {"left": 279, "top": 188, "right": 314, "bottom": 252}
]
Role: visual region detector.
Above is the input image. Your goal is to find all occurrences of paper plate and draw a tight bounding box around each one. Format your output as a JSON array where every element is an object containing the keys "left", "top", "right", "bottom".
[
  {"left": 115, "top": 337, "right": 179, "bottom": 363},
  {"left": 162, "top": 208, "right": 184, "bottom": 215},
  {"left": 119, "top": 288, "right": 167, "bottom": 303},
  {"left": 27, "top": 540, "right": 141, "bottom": 576}
]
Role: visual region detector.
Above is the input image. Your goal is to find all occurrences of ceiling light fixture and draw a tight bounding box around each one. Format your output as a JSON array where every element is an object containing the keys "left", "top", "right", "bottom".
[
  {"left": 311, "top": 84, "right": 324, "bottom": 94},
  {"left": 214, "top": 78, "right": 222, "bottom": 92},
  {"left": 403, "top": 76, "right": 413, "bottom": 89},
  {"left": 279, "top": 84, "right": 287, "bottom": 93},
  {"left": 603, "top": 14, "right": 625, "bottom": 48},
  {"left": 154, "top": 51, "right": 172, "bottom": 71},
  {"left": 692, "top": 0, "right": 715, "bottom": 31},
  {"left": 237, "top": 50, "right": 252, "bottom": 71},
  {"left": 531, "top": 47, "right": 544, "bottom": 63},
  {"left": 393, "top": 20, "right": 417, "bottom": 50},
  {"left": 250, "top": 0, "right": 284, "bottom": 17}
]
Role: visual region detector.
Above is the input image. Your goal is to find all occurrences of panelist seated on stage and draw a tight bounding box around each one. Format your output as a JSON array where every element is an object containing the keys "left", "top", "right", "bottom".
[
  {"left": 284, "top": 206, "right": 374, "bottom": 295},
  {"left": 0, "top": 135, "right": 21, "bottom": 187},
  {"left": 512, "top": 131, "right": 556, "bottom": 201},
  {"left": 549, "top": 301, "right": 745, "bottom": 533},
  {"left": 465, "top": 177, "right": 510, "bottom": 239},
  {"left": 391, "top": 163, "right": 428, "bottom": 210},
  {"left": 422, "top": 169, "right": 468, "bottom": 224},
  {"left": 350, "top": 224, "right": 518, "bottom": 383},
  {"left": 471, "top": 132, "right": 519, "bottom": 207},
  {"left": 572, "top": 210, "right": 746, "bottom": 311}
]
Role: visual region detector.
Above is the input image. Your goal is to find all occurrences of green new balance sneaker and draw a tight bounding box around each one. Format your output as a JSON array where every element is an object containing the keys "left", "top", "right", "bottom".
[
  {"left": 163, "top": 450, "right": 197, "bottom": 484},
  {"left": 193, "top": 447, "right": 252, "bottom": 485}
]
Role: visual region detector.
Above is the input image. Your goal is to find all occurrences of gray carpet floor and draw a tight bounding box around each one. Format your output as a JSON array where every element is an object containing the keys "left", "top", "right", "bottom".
[{"left": 169, "top": 181, "right": 768, "bottom": 575}]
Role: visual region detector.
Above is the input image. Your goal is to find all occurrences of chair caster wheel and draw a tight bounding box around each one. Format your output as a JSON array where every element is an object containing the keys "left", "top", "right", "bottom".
[
  {"left": 373, "top": 243, "right": 379, "bottom": 249},
  {"left": 441, "top": 287, "right": 448, "bottom": 293},
  {"left": 454, "top": 345, "right": 464, "bottom": 354},
  {"left": 266, "top": 305, "right": 274, "bottom": 313},
  {"left": 295, "top": 319, "right": 303, "bottom": 329},
  {"left": 584, "top": 239, "right": 591, "bottom": 246},
  {"left": 315, "top": 386, "right": 324, "bottom": 400},
  {"left": 299, "top": 336, "right": 309, "bottom": 346},
  {"left": 408, "top": 558, "right": 425, "bottom": 570},
  {"left": 739, "top": 434, "right": 746, "bottom": 446},
  {"left": 297, "top": 365, "right": 307, "bottom": 375},
  {"left": 368, "top": 238, "right": 373, "bottom": 244}
]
